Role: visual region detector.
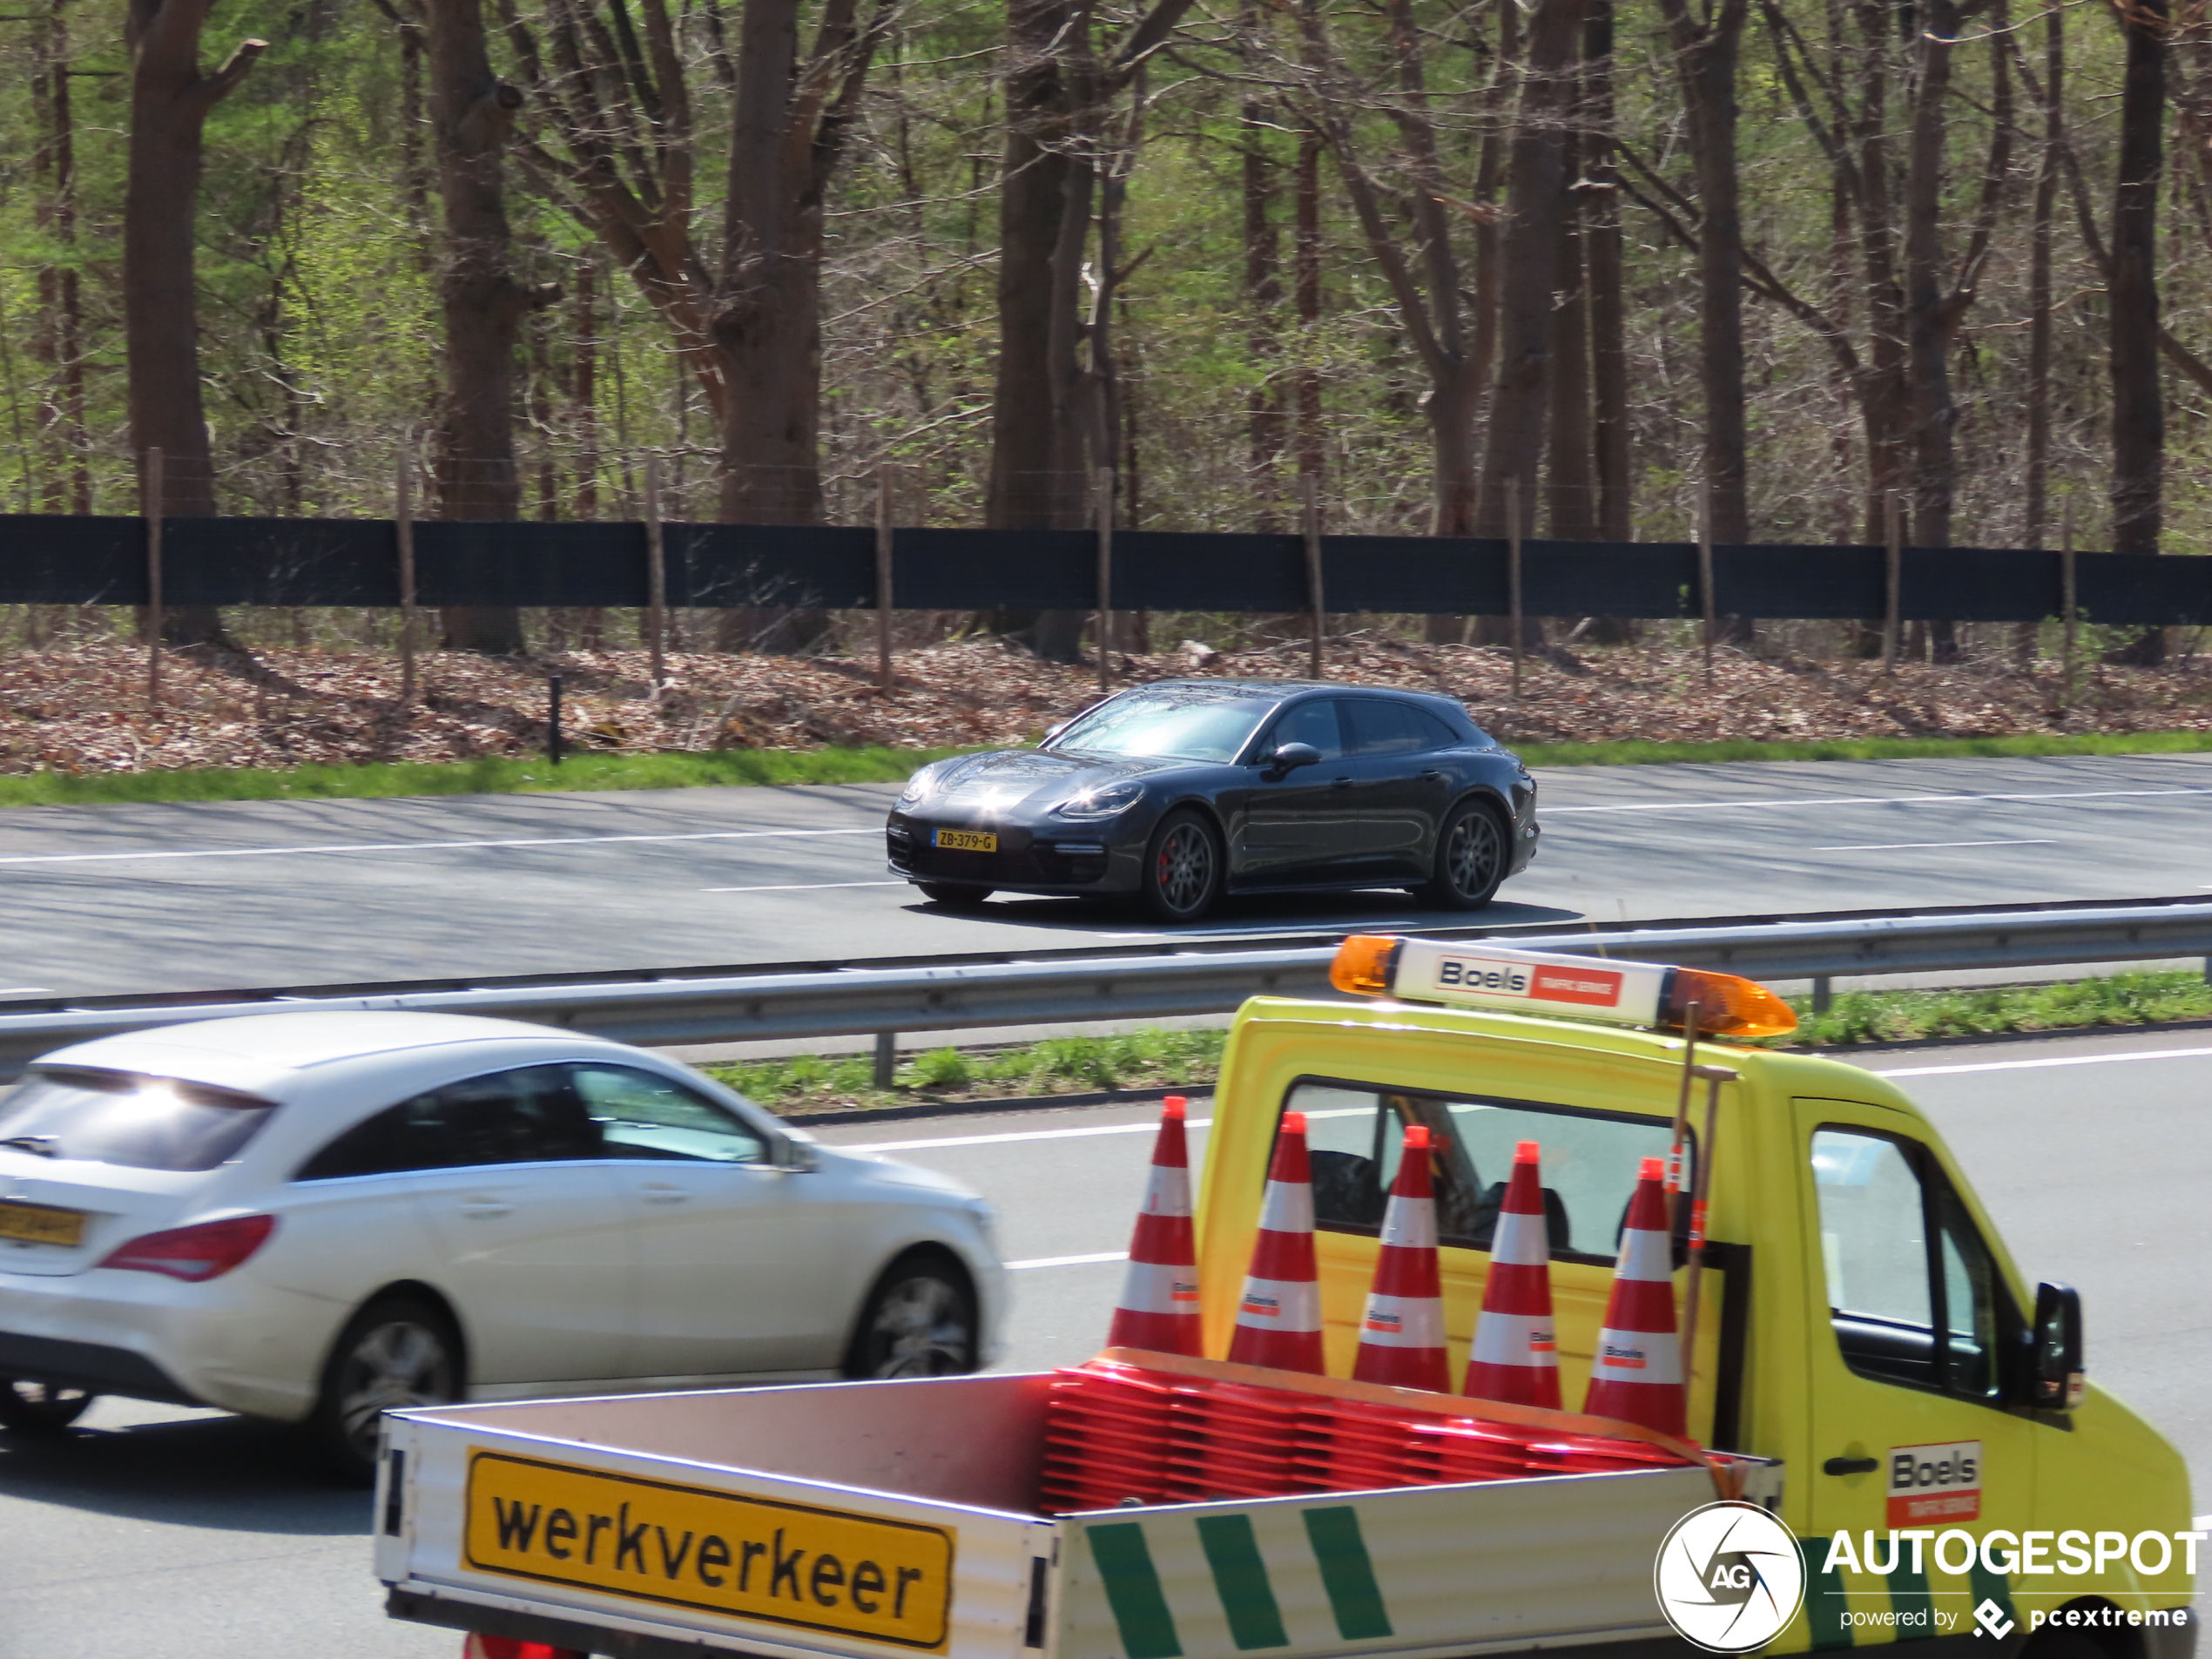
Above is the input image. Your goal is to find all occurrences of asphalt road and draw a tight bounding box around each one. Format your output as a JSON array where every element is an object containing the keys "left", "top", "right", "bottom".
[
  {"left": 1, "top": 751, "right": 2209, "bottom": 999},
  {"left": 3, "top": 1026, "right": 2207, "bottom": 1657}
]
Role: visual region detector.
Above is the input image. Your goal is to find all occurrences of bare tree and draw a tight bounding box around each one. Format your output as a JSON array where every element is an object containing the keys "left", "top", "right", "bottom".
[
  {"left": 31, "top": 0, "right": 91, "bottom": 516},
  {"left": 125, "top": 0, "right": 264, "bottom": 643},
  {"left": 2109, "top": 0, "right": 2168, "bottom": 663},
  {"left": 417, "top": 0, "right": 556, "bottom": 653},
  {"left": 503, "top": 0, "right": 894, "bottom": 649},
  {"left": 986, "top": 0, "right": 1190, "bottom": 658}
]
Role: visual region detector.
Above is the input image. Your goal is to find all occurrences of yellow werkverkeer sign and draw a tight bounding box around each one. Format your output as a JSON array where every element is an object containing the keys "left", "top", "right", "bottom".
[{"left": 462, "top": 1452, "right": 957, "bottom": 1650}]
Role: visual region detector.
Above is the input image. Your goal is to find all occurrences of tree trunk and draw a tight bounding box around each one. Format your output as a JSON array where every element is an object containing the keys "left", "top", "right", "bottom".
[
  {"left": 2110, "top": 0, "right": 2167, "bottom": 662},
  {"left": 1474, "top": 0, "right": 1587, "bottom": 556},
  {"left": 125, "top": 0, "right": 262, "bottom": 644},
  {"left": 1903, "top": 0, "right": 1959, "bottom": 661},
  {"left": 1294, "top": 127, "right": 1325, "bottom": 488},
  {"left": 33, "top": 0, "right": 91, "bottom": 516},
  {"left": 1546, "top": 123, "right": 1595, "bottom": 542},
  {"left": 1656, "top": 0, "right": 1750, "bottom": 550},
  {"left": 1242, "top": 17, "right": 1284, "bottom": 529},
  {"left": 426, "top": 0, "right": 537, "bottom": 653},
  {"left": 1584, "top": 0, "right": 1630, "bottom": 546},
  {"left": 2019, "top": 3, "right": 2060, "bottom": 665}
]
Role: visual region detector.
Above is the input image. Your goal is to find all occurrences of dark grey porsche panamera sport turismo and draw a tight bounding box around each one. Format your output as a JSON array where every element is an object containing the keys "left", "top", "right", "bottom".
[{"left": 883, "top": 679, "right": 1541, "bottom": 922}]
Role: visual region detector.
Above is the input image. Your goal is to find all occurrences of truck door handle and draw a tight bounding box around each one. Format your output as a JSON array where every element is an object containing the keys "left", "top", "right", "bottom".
[
  {"left": 639, "top": 1184, "right": 689, "bottom": 1204},
  {"left": 1823, "top": 1456, "right": 1879, "bottom": 1476}
]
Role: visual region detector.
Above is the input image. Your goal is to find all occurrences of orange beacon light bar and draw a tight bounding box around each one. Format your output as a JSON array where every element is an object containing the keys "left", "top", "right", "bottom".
[{"left": 1328, "top": 934, "right": 1798, "bottom": 1039}]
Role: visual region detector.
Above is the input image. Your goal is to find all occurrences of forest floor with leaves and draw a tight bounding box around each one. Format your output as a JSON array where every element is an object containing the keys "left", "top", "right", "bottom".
[{"left": 0, "top": 629, "right": 2208, "bottom": 778}]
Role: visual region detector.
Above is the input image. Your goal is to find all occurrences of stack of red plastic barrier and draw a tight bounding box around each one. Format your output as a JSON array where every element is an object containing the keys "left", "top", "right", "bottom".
[{"left": 1036, "top": 1353, "right": 1693, "bottom": 1514}]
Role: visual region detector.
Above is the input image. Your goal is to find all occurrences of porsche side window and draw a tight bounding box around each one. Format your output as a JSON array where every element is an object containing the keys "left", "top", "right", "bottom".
[
  {"left": 1288, "top": 1081, "right": 1682, "bottom": 1264},
  {"left": 571, "top": 1065, "right": 766, "bottom": 1164},
  {"left": 1267, "top": 700, "right": 1345, "bottom": 759},
  {"left": 1345, "top": 700, "right": 1451, "bottom": 757},
  {"left": 1810, "top": 1127, "right": 2005, "bottom": 1402}
]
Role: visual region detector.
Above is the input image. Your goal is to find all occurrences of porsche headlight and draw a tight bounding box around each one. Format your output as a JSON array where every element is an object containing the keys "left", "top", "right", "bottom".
[
  {"left": 1051, "top": 780, "right": 1145, "bottom": 819},
  {"left": 895, "top": 765, "right": 944, "bottom": 811}
]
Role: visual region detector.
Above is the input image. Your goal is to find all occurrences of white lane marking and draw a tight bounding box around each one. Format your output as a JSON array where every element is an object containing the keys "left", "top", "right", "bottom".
[
  {"left": 701, "top": 881, "right": 907, "bottom": 894},
  {"left": 1877, "top": 1045, "right": 2212, "bottom": 1078},
  {"left": 1545, "top": 786, "right": 2212, "bottom": 816},
  {"left": 847, "top": 1116, "right": 1214, "bottom": 1154},
  {"left": 1008, "top": 1251, "right": 1128, "bottom": 1271},
  {"left": 0, "top": 987, "right": 51, "bottom": 995},
  {"left": 0, "top": 826, "right": 880, "bottom": 867},
  {"left": 1811, "top": 840, "right": 2056, "bottom": 852}
]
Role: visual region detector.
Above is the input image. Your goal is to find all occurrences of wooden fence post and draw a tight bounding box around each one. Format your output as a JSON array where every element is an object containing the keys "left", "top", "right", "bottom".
[
  {"left": 2061, "top": 495, "right": 2077, "bottom": 712},
  {"left": 1882, "top": 490, "right": 1902, "bottom": 678},
  {"left": 876, "top": 469, "right": 895, "bottom": 695},
  {"left": 396, "top": 449, "right": 418, "bottom": 709},
  {"left": 1698, "top": 485, "right": 1716, "bottom": 689},
  {"left": 644, "top": 455, "right": 666, "bottom": 691},
  {"left": 1095, "top": 467, "right": 1114, "bottom": 697},
  {"left": 1507, "top": 475, "right": 1524, "bottom": 701},
  {"left": 144, "top": 447, "right": 163, "bottom": 708},
  {"left": 1301, "top": 475, "right": 1324, "bottom": 679}
]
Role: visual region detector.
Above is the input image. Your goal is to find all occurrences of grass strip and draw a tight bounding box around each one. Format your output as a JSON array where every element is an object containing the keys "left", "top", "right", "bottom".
[
  {"left": 2, "top": 726, "right": 2210, "bottom": 809},
  {"left": 1512, "top": 729, "right": 2212, "bottom": 768},
  {"left": 0, "top": 745, "right": 973, "bottom": 807},
  {"left": 718, "top": 969, "right": 2212, "bottom": 1116}
]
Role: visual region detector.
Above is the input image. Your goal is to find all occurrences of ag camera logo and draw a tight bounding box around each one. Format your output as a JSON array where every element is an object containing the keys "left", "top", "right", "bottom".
[{"left": 1654, "top": 1501, "right": 1806, "bottom": 1653}]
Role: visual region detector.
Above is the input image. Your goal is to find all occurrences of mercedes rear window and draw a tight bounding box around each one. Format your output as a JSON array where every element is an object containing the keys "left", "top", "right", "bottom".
[
  {"left": 1049, "top": 687, "right": 1273, "bottom": 763},
  {"left": 0, "top": 1069, "right": 278, "bottom": 1172}
]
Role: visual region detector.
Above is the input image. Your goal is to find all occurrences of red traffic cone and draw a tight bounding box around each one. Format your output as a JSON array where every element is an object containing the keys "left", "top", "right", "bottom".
[
  {"left": 1463, "top": 1139, "right": 1561, "bottom": 1409},
  {"left": 463, "top": 1636, "right": 586, "bottom": 1659},
  {"left": 1226, "top": 1110, "right": 1326, "bottom": 1373},
  {"left": 1581, "top": 1156, "right": 1687, "bottom": 1437},
  {"left": 1351, "top": 1123, "right": 1450, "bottom": 1393},
  {"left": 1107, "top": 1096, "right": 1203, "bottom": 1355}
]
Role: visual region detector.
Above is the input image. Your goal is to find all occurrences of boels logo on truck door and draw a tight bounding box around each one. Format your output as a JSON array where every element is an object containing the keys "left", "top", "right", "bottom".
[{"left": 1888, "top": 1440, "right": 1981, "bottom": 1527}]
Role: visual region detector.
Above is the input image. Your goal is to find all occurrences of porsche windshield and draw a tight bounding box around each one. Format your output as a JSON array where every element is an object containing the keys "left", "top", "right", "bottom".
[{"left": 1049, "top": 690, "right": 1273, "bottom": 763}]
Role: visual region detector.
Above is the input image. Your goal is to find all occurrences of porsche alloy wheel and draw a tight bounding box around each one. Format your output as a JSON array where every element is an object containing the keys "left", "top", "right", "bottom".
[
  {"left": 1420, "top": 800, "right": 1507, "bottom": 910},
  {"left": 1141, "top": 810, "right": 1222, "bottom": 922}
]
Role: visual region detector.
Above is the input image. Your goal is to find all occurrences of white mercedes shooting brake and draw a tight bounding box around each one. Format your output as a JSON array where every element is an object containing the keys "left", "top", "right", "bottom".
[{"left": 0, "top": 1011, "right": 1002, "bottom": 1476}]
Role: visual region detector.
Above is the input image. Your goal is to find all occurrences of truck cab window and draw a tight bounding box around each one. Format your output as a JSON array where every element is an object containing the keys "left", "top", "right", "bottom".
[
  {"left": 1287, "top": 1082, "right": 1683, "bottom": 1264},
  {"left": 1810, "top": 1127, "right": 2006, "bottom": 1402}
]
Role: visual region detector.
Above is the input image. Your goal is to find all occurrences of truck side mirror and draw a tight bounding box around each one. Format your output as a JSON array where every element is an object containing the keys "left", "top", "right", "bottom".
[
  {"left": 1266, "top": 741, "right": 1321, "bottom": 776},
  {"left": 2031, "top": 1281, "right": 2085, "bottom": 1410}
]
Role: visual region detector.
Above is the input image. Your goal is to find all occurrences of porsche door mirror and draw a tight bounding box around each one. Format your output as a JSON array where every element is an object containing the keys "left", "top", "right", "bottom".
[
  {"left": 2031, "top": 1281, "right": 2085, "bottom": 1410},
  {"left": 1266, "top": 741, "right": 1321, "bottom": 777}
]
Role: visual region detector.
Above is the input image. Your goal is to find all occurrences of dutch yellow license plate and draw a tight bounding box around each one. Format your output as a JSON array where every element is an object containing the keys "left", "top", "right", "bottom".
[
  {"left": 463, "top": 1451, "right": 956, "bottom": 1649},
  {"left": 0, "top": 1201, "right": 86, "bottom": 1248},
  {"left": 933, "top": 828, "right": 996, "bottom": 853}
]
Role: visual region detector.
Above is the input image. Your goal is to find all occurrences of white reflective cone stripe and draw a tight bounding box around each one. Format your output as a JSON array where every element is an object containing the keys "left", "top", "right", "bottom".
[
  {"left": 1468, "top": 1310, "right": 1557, "bottom": 1366},
  {"left": 1589, "top": 1328, "right": 1684, "bottom": 1386},
  {"left": 1118, "top": 1260, "right": 1202, "bottom": 1315},
  {"left": 1138, "top": 1160, "right": 1192, "bottom": 1219},
  {"left": 1487, "top": 1205, "right": 1548, "bottom": 1268},
  {"left": 1358, "top": 1295, "right": 1446, "bottom": 1348},
  {"left": 1615, "top": 1220, "right": 1672, "bottom": 1285},
  {"left": 1256, "top": 1177, "right": 1316, "bottom": 1234},
  {"left": 1377, "top": 1191, "right": 1438, "bottom": 1252},
  {"left": 1236, "top": 1274, "right": 1322, "bottom": 1330}
]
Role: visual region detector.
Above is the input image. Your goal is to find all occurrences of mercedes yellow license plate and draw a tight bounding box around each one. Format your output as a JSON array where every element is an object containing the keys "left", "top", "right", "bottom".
[
  {"left": 0, "top": 1201, "right": 85, "bottom": 1248},
  {"left": 933, "top": 828, "right": 996, "bottom": 853}
]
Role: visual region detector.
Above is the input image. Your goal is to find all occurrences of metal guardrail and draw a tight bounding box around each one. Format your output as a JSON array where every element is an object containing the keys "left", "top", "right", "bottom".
[{"left": 0, "top": 899, "right": 2209, "bottom": 1080}]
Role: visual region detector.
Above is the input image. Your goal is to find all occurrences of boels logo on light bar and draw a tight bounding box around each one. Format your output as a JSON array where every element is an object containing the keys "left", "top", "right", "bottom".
[{"left": 1434, "top": 955, "right": 1627, "bottom": 1009}]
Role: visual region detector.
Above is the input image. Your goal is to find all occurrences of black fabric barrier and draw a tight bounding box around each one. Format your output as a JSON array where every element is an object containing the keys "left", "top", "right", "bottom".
[{"left": 2, "top": 516, "right": 2208, "bottom": 624}]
